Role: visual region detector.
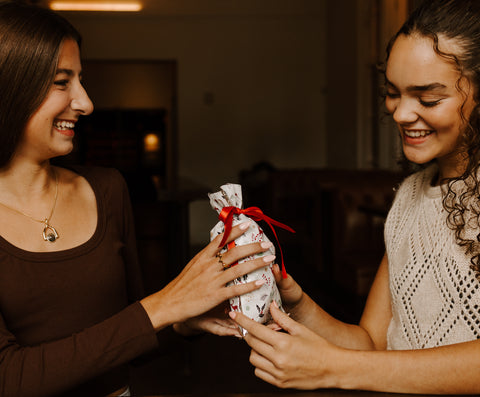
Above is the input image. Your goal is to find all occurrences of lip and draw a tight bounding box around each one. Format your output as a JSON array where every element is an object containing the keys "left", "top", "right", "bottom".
[
  {"left": 54, "top": 119, "right": 76, "bottom": 137},
  {"left": 57, "top": 129, "right": 75, "bottom": 137},
  {"left": 403, "top": 129, "right": 434, "bottom": 145}
]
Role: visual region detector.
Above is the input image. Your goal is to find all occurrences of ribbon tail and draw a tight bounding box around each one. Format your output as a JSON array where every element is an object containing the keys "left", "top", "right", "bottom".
[
  {"left": 243, "top": 207, "right": 296, "bottom": 234},
  {"left": 219, "top": 207, "right": 236, "bottom": 247},
  {"left": 263, "top": 221, "right": 288, "bottom": 279}
]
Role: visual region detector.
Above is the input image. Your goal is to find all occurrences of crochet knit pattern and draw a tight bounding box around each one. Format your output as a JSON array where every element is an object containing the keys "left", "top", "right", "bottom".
[{"left": 385, "top": 165, "right": 480, "bottom": 350}]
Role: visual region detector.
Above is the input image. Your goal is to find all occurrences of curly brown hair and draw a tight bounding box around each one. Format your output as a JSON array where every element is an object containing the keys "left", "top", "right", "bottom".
[{"left": 384, "top": 0, "right": 480, "bottom": 280}]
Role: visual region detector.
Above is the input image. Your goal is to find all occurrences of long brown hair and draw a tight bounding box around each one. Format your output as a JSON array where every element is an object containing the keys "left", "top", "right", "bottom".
[{"left": 0, "top": 1, "right": 81, "bottom": 167}]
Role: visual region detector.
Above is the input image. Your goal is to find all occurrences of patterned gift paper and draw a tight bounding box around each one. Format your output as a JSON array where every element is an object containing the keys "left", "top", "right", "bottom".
[{"left": 209, "top": 183, "right": 284, "bottom": 336}]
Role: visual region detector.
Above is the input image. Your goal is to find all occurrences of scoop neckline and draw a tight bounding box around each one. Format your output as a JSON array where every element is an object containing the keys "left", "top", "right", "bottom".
[{"left": 0, "top": 166, "right": 105, "bottom": 262}]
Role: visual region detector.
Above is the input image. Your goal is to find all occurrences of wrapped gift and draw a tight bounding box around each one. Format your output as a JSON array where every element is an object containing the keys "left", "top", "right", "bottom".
[{"left": 209, "top": 183, "right": 294, "bottom": 335}]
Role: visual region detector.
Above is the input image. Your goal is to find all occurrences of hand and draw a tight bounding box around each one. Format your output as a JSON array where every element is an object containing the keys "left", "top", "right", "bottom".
[
  {"left": 173, "top": 302, "right": 242, "bottom": 337},
  {"left": 230, "top": 301, "right": 341, "bottom": 390},
  {"left": 271, "top": 263, "right": 304, "bottom": 314},
  {"left": 141, "top": 221, "right": 276, "bottom": 330}
]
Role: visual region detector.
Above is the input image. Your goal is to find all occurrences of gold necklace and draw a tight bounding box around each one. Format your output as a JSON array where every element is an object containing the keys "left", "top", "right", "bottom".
[{"left": 0, "top": 170, "right": 59, "bottom": 242}]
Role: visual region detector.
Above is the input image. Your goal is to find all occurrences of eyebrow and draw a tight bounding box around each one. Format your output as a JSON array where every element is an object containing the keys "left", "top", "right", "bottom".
[
  {"left": 386, "top": 79, "right": 447, "bottom": 92},
  {"left": 56, "top": 68, "right": 74, "bottom": 76},
  {"left": 56, "top": 68, "right": 83, "bottom": 79},
  {"left": 407, "top": 82, "right": 447, "bottom": 92}
]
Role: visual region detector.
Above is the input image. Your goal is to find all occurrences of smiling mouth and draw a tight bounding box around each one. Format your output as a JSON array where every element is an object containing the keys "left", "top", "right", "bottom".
[
  {"left": 404, "top": 130, "right": 434, "bottom": 138},
  {"left": 54, "top": 120, "right": 75, "bottom": 130}
]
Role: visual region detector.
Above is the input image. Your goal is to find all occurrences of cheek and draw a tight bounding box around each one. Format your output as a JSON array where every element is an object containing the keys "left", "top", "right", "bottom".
[
  {"left": 384, "top": 97, "right": 396, "bottom": 115},
  {"left": 426, "top": 102, "right": 463, "bottom": 130}
]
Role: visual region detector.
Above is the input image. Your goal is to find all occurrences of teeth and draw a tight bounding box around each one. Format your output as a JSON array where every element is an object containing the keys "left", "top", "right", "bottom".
[
  {"left": 404, "top": 130, "right": 432, "bottom": 138},
  {"left": 54, "top": 120, "right": 75, "bottom": 130}
]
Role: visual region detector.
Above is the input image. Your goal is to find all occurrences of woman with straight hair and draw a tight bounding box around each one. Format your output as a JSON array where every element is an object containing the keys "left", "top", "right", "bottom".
[{"left": 0, "top": 2, "right": 275, "bottom": 396}]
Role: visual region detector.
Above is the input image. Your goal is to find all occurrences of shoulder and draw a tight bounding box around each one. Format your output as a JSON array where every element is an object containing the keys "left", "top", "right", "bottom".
[
  {"left": 65, "top": 165, "right": 124, "bottom": 183},
  {"left": 58, "top": 165, "right": 128, "bottom": 199}
]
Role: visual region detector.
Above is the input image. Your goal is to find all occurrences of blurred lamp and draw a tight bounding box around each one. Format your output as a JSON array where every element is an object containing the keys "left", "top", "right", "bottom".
[
  {"left": 49, "top": 1, "right": 143, "bottom": 12},
  {"left": 144, "top": 133, "right": 160, "bottom": 153}
]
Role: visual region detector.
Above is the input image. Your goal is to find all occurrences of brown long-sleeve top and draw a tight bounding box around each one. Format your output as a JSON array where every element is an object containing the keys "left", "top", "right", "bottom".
[{"left": 0, "top": 166, "right": 159, "bottom": 397}]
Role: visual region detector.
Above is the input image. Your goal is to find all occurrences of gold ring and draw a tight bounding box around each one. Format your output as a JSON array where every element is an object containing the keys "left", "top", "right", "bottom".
[{"left": 216, "top": 252, "right": 229, "bottom": 269}]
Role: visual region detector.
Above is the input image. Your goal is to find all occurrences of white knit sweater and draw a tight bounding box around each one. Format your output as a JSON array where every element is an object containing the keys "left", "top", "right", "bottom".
[{"left": 385, "top": 165, "right": 480, "bottom": 350}]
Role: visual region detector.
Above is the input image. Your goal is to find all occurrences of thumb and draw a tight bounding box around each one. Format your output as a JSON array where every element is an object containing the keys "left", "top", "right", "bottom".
[
  {"left": 270, "top": 301, "right": 300, "bottom": 335},
  {"left": 271, "top": 263, "right": 283, "bottom": 283}
]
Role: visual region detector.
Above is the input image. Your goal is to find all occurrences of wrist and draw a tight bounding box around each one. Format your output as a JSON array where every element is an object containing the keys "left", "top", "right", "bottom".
[
  {"left": 329, "top": 348, "right": 375, "bottom": 391},
  {"left": 287, "top": 291, "right": 311, "bottom": 320},
  {"left": 140, "top": 292, "right": 177, "bottom": 331}
]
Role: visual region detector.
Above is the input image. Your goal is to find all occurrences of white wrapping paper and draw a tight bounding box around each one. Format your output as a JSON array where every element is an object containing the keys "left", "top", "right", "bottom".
[{"left": 209, "top": 183, "right": 284, "bottom": 335}]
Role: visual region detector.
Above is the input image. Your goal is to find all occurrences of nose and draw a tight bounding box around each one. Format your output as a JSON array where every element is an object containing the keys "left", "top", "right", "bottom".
[
  {"left": 391, "top": 97, "right": 418, "bottom": 125},
  {"left": 71, "top": 82, "right": 94, "bottom": 116}
]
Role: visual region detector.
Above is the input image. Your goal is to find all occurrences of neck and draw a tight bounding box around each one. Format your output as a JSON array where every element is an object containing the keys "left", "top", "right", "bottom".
[
  {"left": 0, "top": 162, "right": 56, "bottom": 199},
  {"left": 435, "top": 154, "right": 468, "bottom": 185}
]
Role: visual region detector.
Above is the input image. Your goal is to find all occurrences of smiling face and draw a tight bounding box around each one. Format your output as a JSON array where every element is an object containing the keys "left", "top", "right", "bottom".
[
  {"left": 14, "top": 38, "right": 93, "bottom": 164},
  {"left": 385, "top": 33, "right": 477, "bottom": 180}
]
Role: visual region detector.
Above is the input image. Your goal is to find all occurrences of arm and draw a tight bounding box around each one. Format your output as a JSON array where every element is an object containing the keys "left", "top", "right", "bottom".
[
  {"left": 232, "top": 301, "right": 480, "bottom": 394},
  {"left": 140, "top": 221, "right": 275, "bottom": 331},
  {"left": 0, "top": 222, "right": 272, "bottom": 397},
  {"left": 0, "top": 303, "right": 158, "bottom": 397},
  {"left": 335, "top": 338, "right": 480, "bottom": 394},
  {"left": 271, "top": 254, "right": 392, "bottom": 350},
  {"left": 232, "top": 254, "right": 480, "bottom": 394}
]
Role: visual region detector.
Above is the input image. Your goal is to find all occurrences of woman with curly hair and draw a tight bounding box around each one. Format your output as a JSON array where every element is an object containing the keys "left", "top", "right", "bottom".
[{"left": 231, "top": 0, "right": 480, "bottom": 393}]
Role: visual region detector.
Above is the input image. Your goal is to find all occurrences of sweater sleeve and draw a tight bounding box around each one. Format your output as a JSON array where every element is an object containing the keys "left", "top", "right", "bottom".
[
  {"left": 118, "top": 171, "right": 146, "bottom": 303},
  {"left": 0, "top": 302, "right": 158, "bottom": 397}
]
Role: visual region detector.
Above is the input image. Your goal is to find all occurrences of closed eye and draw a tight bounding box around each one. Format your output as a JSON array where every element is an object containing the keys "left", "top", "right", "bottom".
[
  {"left": 54, "top": 79, "right": 69, "bottom": 88},
  {"left": 386, "top": 91, "right": 400, "bottom": 99},
  {"left": 419, "top": 98, "right": 442, "bottom": 107}
]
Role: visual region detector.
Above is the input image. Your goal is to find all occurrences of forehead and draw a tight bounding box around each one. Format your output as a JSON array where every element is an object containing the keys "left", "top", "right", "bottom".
[
  {"left": 56, "top": 38, "right": 81, "bottom": 69},
  {"left": 386, "top": 34, "right": 462, "bottom": 88}
]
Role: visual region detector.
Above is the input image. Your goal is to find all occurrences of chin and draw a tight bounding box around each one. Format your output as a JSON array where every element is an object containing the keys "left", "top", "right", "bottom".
[
  {"left": 52, "top": 145, "right": 74, "bottom": 159},
  {"left": 402, "top": 148, "right": 435, "bottom": 165},
  {"left": 407, "top": 158, "right": 433, "bottom": 166}
]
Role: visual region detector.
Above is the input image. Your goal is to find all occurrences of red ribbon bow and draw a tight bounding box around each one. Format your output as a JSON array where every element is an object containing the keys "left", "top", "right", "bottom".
[{"left": 218, "top": 206, "right": 295, "bottom": 278}]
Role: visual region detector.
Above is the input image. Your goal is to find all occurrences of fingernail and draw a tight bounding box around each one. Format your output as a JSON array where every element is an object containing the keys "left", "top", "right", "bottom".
[
  {"left": 255, "top": 279, "right": 266, "bottom": 286},
  {"left": 239, "top": 221, "right": 251, "bottom": 230},
  {"left": 263, "top": 254, "right": 276, "bottom": 263},
  {"left": 271, "top": 300, "right": 278, "bottom": 309},
  {"left": 229, "top": 311, "right": 237, "bottom": 319},
  {"left": 261, "top": 241, "right": 273, "bottom": 249}
]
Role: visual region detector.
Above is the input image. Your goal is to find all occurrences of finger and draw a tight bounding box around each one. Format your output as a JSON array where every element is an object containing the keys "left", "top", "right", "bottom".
[
  {"left": 220, "top": 241, "right": 273, "bottom": 267},
  {"left": 222, "top": 254, "right": 275, "bottom": 282},
  {"left": 212, "top": 317, "right": 239, "bottom": 330},
  {"left": 209, "top": 221, "right": 251, "bottom": 253},
  {"left": 273, "top": 267, "right": 296, "bottom": 290},
  {"left": 271, "top": 263, "right": 283, "bottom": 283},
  {"left": 222, "top": 278, "right": 268, "bottom": 301},
  {"left": 229, "top": 310, "right": 278, "bottom": 345},
  {"left": 249, "top": 349, "right": 278, "bottom": 375},
  {"left": 266, "top": 322, "right": 282, "bottom": 331},
  {"left": 243, "top": 327, "right": 279, "bottom": 360},
  {"left": 269, "top": 301, "right": 301, "bottom": 335},
  {"left": 204, "top": 321, "right": 242, "bottom": 337},
  {"left": 254, "top": 366, "right": 283, "bottom": 389}
]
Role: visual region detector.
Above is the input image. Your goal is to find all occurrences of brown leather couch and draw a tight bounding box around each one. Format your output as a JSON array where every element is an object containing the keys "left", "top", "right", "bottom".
[{"left": 240, "top": 166, "right": 406, "bottom": 307}]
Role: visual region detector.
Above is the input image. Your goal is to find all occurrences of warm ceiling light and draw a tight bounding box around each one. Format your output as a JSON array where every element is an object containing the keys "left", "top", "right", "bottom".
[{"left": 49, "top": 1, "right": 143, "bottom": 12}]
